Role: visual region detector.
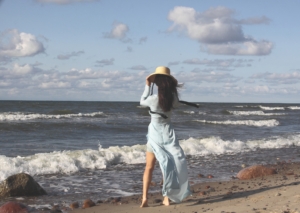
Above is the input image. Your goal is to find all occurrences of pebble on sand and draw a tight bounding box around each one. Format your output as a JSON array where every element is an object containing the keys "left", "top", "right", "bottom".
[
  {"left": 237, "top": 165, "right": 277, "bottom": 180},
  {"left": 70, "top": 201, "right": 79, "bottom": 210},
  {"left": 198, "top": 191, "right": 207, "bottom": 196},
  {"left": 198, "top": 174, "right": 205, "bottom": 178},
  {"left": 0, "top": 201, "right": 29, "bottom": 213},
  {"left": 82, "top": 199, "right": 96, "bottom": 209}
]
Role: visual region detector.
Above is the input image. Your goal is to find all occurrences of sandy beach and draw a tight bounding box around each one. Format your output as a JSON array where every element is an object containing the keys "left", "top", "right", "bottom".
[{"left": 70, "top": 162, "right": 300, "bottom": 213}]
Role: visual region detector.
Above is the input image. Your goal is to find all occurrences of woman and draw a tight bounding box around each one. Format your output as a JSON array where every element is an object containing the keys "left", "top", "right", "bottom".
[{"left": 140, "top": 66, "right": 191, "bottom": 207}]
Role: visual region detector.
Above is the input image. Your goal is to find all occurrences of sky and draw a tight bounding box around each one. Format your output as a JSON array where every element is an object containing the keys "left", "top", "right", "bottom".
[{"left": 0, "top": 0, "right": 300, "bottom": 102}]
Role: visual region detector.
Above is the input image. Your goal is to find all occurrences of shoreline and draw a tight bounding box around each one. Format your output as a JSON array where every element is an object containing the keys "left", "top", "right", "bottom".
[
  {"left": 71, "top": 161, "right": 300, "bottom": 213},
  {"left": 1, "top": 161, "right": 299, "bottom": 212}
]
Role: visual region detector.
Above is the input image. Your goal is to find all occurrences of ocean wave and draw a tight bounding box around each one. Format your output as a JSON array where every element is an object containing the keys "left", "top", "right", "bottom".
[
  {"left": 288, "top": 106, "right": 300, "bottom": 110},
  {"left": 1, "top": 133, "right": 300, "bottom": 181},
  {"left": 228, "top": 110, "right": 285, "bottom": 116},
  {"left": 258, "top": 105, "right": 285, "bottom": 110},
  {"left": 235, "top": 105, "right": 300, "bottom": 111},
  {"left": 0, "top": 112, "right": 104, "bottom": 121},
  {"left": 194, "top": 119, "right": 279, "bottom": 127},
  {"left": 0, "top": 144, "right": 147, "bottom": 181},
  {"left": 180, "top": 134, "right": 300, "bottom": 156}
]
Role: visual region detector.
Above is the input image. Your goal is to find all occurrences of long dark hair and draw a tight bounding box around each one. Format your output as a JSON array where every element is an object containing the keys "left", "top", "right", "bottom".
[{"left": 154, "top": 74, "right": 179, "bottom": 112}]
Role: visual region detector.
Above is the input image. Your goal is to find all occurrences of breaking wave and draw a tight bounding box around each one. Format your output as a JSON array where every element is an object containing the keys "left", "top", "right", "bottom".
[
  {"left": 288, "top": 106, "right": 300, "bottom": 110},
  {"left": 1, "top": 133, "right": 299, "bottom": 181},
  {"left": 228, "top": 110, "right": 285, "bottom": 116},
  {"left": 258, "top": 106, "right": 285, "bottom": 110},
  {"left": 194, "top": 119, "right": 279, "bottom": 127},
  {"left": 234, "top": 105, "right": 300, "bottom": 110},
  {"left": 0, "top": 112, "right": 104, "bottom": 121}
]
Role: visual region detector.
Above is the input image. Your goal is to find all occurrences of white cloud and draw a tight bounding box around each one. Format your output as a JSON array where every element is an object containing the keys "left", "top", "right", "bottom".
[
  {"left": 252, "top": 85, "right": 270, "bottom": 93},
  {"left": 39, "top": 81, "right": 71, "bottom": 89},
  {"left": 57, "top": 51, "right": 84, "bottom": 60},
  {"left": 126, "top": 46, "right": 133, "bottom": 52},
  {"left": 239, "top": 84, "right": 299, "bottom": 96},
  {"left": 177, "top": 70, "right": 242, "bottom": 83},
  {"left": 111, "top": 23, "right": 128, "bottom": 39},
  {"left": 0, "top": 81, "right": 11, "bottom": 87},
  {"left": 34, "top": 0, "right": 99, "bottom": 4},
  {"left": 251, "top": 71, "right": 300, "bottom": 84},
  {"left": 168, "top": 7, "right": 244, "bottom": 44},
  {"left": 11, "top": 63, "right": 33, "bottom": 75},
  {"left": 95, "top": 58, "right": 114, "bottom": 67},
  {"left": 0, "top": 29, "right": 45, "bottom": 57},
  {"left": 121, "top": 76, "right": 135, "bottom": 82},
  {"left": 203, "top": 40, "right": 273, "bottom": 55},
  {"left": 0, "top": 55, "right": 13, "bottom": 65},
  {"left": 168, "top": 61, "right": 180, "bottom": 66},
  {"left": 244, "top": 79, "right": 256, "bottom": 84},
  {"left": 129, "top": 65, "right": 146, "bottom": 70},
  {"left": 1, "top": 62, "right": 299, "bottom": 101},
  {"left": 63, "top": 68, "right": 101, "bottom": 80},
  {"left": 167, "top": 6, "right": 273, "bottom": 55},
  {"left": 7, "top": 88, "right": 20, "bottom": 95},
  {"left": 183, "top": 82, "right": 300, "bottom": 101},
  {"left": 0, "top": 63, "right": 39, "bottom": 79},
  {"left": 101, "top": 79, "right": 111, "bottom": 88},
  {"left": 62, "top": 68, "right": 145, "bottom": 88},
  {"left": 104, "top": 22, "right": 131, "bottom": 43},
  {"left": 183, "top": 58, "right": 253, "bottom": 69},
  {"left": 139, "top": 37, "right": 147, "bottom": 44},
  {"left": 238, "top": 16, "right": 271, "bottom": 25},
  {"left": 77, "top": 80, "right": 94, "bottom": 89}
]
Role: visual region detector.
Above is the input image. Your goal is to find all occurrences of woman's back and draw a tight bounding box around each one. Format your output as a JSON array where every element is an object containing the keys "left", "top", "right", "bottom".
[{"left": 140, "top": 85, "right": 179, "bottom": 123}]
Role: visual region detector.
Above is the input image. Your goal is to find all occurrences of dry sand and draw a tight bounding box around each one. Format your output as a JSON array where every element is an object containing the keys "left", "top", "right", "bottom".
[{"left": 71, "top": 162, "right": 300, "bottom": 213}]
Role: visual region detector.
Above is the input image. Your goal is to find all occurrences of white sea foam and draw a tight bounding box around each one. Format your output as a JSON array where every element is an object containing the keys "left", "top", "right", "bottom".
[
  {"left": 1, "top": 134, "right": 300, "bottom": 181},
  {"left": 28, "top": 204, "right": 52, "bottom": 210},
  {"left": 0, "top": 144, "right": 147, "bottom": 181},
  {"left": 194, "top": 119, "right": 279, "bottom": 127},
  {"left": 183, "top": 111, "right": 195, "bottom": 114},
  {"left": 136, "top": 106, "right": 147, "bottom": 108},
  {"left": 0, "top": 112, "right": 104, "bottom": 121},
  {"left": 179, "top": 134, "right": 300, "bottom": 156},
  {"left": 288, "top": 106, "right": 300, "bottom": 110},
  {"left": 258, "top": 105, "right": 285, "bottom": 110},
  {"left": 235, "top": 105, "right": 300, "bottom": 110},
  {"left": 229, "top": 110, "right": 285, "bottom": 116}
]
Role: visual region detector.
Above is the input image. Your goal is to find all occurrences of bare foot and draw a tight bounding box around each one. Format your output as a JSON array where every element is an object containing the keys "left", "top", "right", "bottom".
[
  {"left": 163, "top": 197, "right": 170, "bottom": 206},
  {"left": 140, "top": 199, "right": 149, "bottom": 208}
]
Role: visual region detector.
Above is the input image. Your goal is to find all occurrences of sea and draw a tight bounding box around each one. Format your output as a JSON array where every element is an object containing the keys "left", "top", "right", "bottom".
[{"left": 0, "top": 101, "right": 300, "bottom": 208}]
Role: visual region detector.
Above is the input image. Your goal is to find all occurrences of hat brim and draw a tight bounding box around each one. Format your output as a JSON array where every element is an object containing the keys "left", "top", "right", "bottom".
[{"left": 146, "top": 73, "right": 177, "bottom": 84}]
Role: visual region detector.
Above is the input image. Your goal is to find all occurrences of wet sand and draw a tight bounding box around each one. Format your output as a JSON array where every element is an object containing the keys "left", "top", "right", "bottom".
[{"left": 72, "top": 162, "right": 300, "bottom": 213}]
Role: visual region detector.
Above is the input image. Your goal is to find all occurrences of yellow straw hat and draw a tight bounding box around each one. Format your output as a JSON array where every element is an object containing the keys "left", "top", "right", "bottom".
[{"left": 146, "top": 66, "right": 177, "bottom": 83}]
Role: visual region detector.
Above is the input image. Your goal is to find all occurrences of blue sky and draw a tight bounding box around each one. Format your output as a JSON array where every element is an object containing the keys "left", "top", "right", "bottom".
[{"left": 0, "top": 0, "right": 300, "bottom": 102}]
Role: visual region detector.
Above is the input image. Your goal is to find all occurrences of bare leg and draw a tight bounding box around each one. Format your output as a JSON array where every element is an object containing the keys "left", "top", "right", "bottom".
[
  {"left": 163, "top": 196, "right": 170, "bottom": 206},
  {"left": 140, "top": 152, "right": 156, "bottom": 208}
]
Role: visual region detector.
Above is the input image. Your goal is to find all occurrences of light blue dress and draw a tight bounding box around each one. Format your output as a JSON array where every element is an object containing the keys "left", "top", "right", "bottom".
[{"left": 140, "top": 85, "right": 192, "bottom": 203}]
